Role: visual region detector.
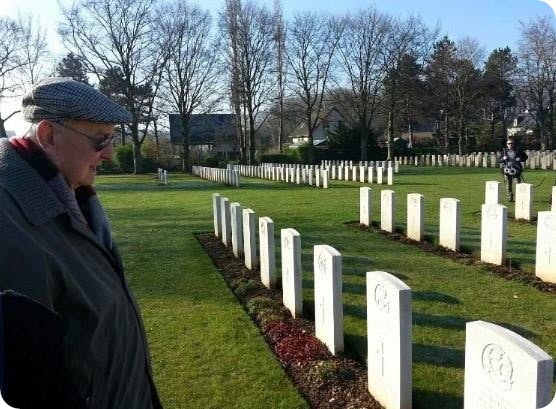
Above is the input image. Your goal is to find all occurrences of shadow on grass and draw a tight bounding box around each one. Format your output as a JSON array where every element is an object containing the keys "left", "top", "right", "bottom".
[
  {"left": 413, "top": 389, "right": 462, "bottom": 409},
  {"left": 413, "top": 312, "right": 468, "bottom": 330},
  {"left": 413, "top": 343, "right": 464, "bottom": 368},
  {"left": 412, "top": 291, "right": 461, "bottom": 304}
]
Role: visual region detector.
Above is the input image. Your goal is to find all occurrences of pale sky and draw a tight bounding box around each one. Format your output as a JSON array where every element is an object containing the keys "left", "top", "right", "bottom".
[{"left": 1, "top": 0, "right": 555, "bottom": 135}]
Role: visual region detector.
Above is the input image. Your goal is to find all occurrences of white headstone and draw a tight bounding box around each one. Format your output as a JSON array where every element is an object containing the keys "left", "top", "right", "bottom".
[
  {"left": 406, "top": 193, "right": 425, "bottom": 242},
  {"left": 377, "top": 167, "right": 384, "bottom": 184},
  {"left": 387, "top": 167, "right": 393, "bottom": 185},
  {"left": 536, "top": 211, "right": 556, "bottom": 284},
  {"left": 352, "top": 166, "right": 358, "bottom": 182},
  {"left": 344, "top": 166, "right": 350, "bottom": 181},
  {"left": 314, "top": 244, "right": 343, "bottom": 354},
  {"left": 439, "top": 198, "right": 461, "bottom": 251},
  {"left": 259, "top": 217, "right": 276, "bottom": 289},
  {"left": 515, "top": 183, "right": 533, "bottom": 221},
  {"left": 230, "top": 202, "right": 243, "bottom": 258},
  {"left": 221, "top": 198, "right": 231, "bottom": 246},
  {"left": 480, "top": 204, "right": 507, "bottom": 265},
  {"left": 553, "top": 187, "right": 556, "bottom": 212},
  {"left": 381, "top": 190, "right": 396, "bottom": 233},
  {"left": 243, "top": 208, "right": 258, "bottom": 269},
  {"left": 464, "top": 320, "right": 554, "bottom": 409},
  {"left": 360, "top": 187, "right": 372, "bottom": 226},
  {"left": 212, "top": 193, "right": 222, "bottom": 238},
  {"left": 281, "top": 228, "right": 302, "bottom": 317},
  {"left": 323, "top": 170, "right": 329, "bottom": 189},
  {"left": 485, "top": 181, "right": 501, "bottom": 205},
  {"left": 367, "top": 271, "right": 412, "bottom": 409},
  {"left": 360, "top": 166, "right": 366, "bottom": 183},
  {"left": 368, "top": 167, "right": 374, "bottom": 184}
]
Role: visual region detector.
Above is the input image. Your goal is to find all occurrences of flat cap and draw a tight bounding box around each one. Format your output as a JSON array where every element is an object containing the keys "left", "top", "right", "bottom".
[{"left": 22, "top": 77, "right": 132, "bottom": 124}]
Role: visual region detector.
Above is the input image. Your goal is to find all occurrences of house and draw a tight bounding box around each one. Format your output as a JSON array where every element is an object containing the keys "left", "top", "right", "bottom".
[
  {"left": 287, "top": 108, "right": 345, "bottom": 148},
  {"left": 507, "top": 110, "right": 537, "bottom": 137},
  {"left": 398, "top": 119, "right": 436, "bottom": 147},
  {"left": 169, "top": 113, "right": 239, "bottom": 160}
]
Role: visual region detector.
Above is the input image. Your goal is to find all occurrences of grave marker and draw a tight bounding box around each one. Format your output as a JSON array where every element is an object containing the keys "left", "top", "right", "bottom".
[
  {"left": 480, "top": 204, "right": 507, "bottom": 265},
  {"left": 259, "top": 217, "right": 276, "bottom": 288},
  {"left": 406, "top": 193, "right": 424, "bottom": 242},
  {"left": 381, "top": 190, "right": 396, "bottom": 233},
  {"left": 367, "top": 271, "right": 412, "bottom": 409},
  {"left": 281, "top": 228, "right": 302, "bottom": 317},
  {"left": 314, "top": 245, "right": 343, "bottom": 354},
  {"left": 439, "top": 198, "right": 461, "bottom": 251},
  {"left": 360, "top": 187, "right": 372, "bottom": 226},
  {"left": 464, "top": 320, "right": 554, "bottom": 409},
  {"left": 536, "top": 211, "right": 556, "bottom": 283},
  {"left": 230, "top": 202, "right": 243, "bottom": 258},
  {"left": 243, "top": 208, "right": 258, "bottom": 269}
]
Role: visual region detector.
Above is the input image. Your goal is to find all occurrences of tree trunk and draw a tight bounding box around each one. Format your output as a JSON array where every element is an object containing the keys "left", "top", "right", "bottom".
[
  {"left": 130, "top": 121, "right": 142, "bottom": 174},
  {"left": 0, "top": 118, "right": 7, "bottom": 139},
  {"left": 387, "top": 111, "right": 394, "bottom": 161},
  {"left": 249, "top": 115, "right": 256, "bottom": 165},
  {"left": 360, "top": 122, "right": 367, "bottom": 161}
]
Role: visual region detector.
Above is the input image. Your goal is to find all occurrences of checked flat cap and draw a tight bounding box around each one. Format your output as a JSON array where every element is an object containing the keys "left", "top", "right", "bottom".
[{"left": 22, "top": 77, "right": 132, "bottom": 124}]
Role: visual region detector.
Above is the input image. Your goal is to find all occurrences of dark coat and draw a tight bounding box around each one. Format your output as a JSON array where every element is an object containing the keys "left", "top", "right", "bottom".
[
  {"left": 0, "top": 139, "right": 162, "bottom": 409},
  {"left": 500, "top": 146, "right": 528, "bottom": 175}
]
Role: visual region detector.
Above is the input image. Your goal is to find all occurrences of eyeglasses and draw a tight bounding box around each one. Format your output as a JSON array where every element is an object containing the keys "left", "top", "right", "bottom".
[
  {"left": 53, "top": 121, "right": 114, "bottom": 152},
  {"left": 507, "top": 142, "right": 513, "bottom": 145}
]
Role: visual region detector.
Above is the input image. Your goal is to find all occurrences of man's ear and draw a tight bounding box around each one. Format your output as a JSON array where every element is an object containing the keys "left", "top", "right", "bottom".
[{"left": 35, "top": 121, "right": 56, "bottom": 151}]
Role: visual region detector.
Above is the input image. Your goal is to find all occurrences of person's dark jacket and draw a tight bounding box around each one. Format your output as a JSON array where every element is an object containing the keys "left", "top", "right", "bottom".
[
  {"left": 0, "top": 139, "right": 162, "bottom": 409},
  {"left": 500, "top": 146, "right": 528, "bottom": 173}
]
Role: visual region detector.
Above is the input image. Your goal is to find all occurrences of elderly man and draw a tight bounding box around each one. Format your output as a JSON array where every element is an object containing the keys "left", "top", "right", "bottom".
[{"left": 0, "top": 78, "right": 162, "bottom": 409}]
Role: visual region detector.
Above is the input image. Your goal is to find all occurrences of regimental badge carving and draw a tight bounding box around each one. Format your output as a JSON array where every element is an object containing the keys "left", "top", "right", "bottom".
[
  {"left": 374, "top": 283, "right": 390, "bottom": 313},
  {"left": 544, "top": 214, "right": 556, "bottom": 232},
  {"left": 486, "top": 207, "right": 499, "bottom": 221},
  {"left": 481, "top": 343, "right": 514, "bottom": 391},
  {"left": 318, "top": 252, "right": 327, "bottom": 275},
  {"left": 442, "top": 201, "right": 452, "bottom": 212},
  {"left": 260, "top": 220, "right": 266, "bottom": 235},
  {"left": 411, "top": 196, "right": 418, "bottom": 206},
  {"left": 518, "top": 184, "right": 527, "bottom": 193}
]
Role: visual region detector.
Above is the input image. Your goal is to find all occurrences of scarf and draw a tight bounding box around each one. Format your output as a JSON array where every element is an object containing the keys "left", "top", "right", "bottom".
[{"left": 9, "top": 137, "right": 113, "bottom": 251}]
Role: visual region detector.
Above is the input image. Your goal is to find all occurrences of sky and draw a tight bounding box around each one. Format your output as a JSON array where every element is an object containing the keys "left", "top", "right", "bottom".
[{"left": 0, "top": 0, "right": 555, "bottom": 135}]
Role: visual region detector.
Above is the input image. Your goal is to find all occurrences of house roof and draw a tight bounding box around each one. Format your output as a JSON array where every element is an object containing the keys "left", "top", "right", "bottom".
[{"left": 169, "top": 113, "right": 236, "bottom": 145}]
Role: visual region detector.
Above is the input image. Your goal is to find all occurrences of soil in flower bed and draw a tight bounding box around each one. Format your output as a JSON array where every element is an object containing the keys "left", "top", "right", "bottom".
[
  {"left": 196, "top": 232, "right": 383, "bottom": 409},
  {"left": 346, "top": 221, "right": 556, "bottom": 294}
]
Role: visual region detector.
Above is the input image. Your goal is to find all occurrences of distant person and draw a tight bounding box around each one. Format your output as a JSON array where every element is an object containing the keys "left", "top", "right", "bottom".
[
  {"left": 0, "top": 77, "right": 162, "bottom": 409},
  {"left": 500, "top": 138, "right": 528, "bottom": 202}
]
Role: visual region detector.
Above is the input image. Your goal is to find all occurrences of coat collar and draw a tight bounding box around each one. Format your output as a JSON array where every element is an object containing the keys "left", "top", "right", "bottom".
[{"left": 0, "top": 138, "right": 66, "bottom": 226}]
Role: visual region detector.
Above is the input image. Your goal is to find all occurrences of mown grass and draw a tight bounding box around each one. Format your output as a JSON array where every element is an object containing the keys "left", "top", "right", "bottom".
[{"left": 95, "top": 167, "right": 556, "bottom": 409}]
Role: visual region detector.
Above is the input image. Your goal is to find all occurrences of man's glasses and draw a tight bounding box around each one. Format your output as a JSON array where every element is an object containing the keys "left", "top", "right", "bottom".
[{"left": 53, "top": 121, "right": 114, "bottom": 152}]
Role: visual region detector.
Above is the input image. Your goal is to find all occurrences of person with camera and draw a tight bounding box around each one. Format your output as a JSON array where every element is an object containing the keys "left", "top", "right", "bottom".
[{"left": 500, "top": 138, "right": 528, "bottom": 202}]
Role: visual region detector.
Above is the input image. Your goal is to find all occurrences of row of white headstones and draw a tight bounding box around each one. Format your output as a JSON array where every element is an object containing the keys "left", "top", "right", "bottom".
[
  {"left": 191, "top": 165, "right": 240, "bottom": 187},
  {"left": 392, "top": 150, "right": 556, "bottom": 170},
  {"left": 156, "top": 168, "right": 168, "bottom": 186},
  {"left": 229, "top": 164, "right": 329, "bottom": 188},
  {"left": 360, "top": 183, "right": 556, "bottom": 284},
  {"left": 211, "top": 192, "right": 555, "bottom": 409}
]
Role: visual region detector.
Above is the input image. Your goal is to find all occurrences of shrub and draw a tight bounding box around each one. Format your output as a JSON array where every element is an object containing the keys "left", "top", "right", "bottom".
[
  {"left": 114, "top": 144, "right": 134, "bottom": 173},
  {"left": 274, "top": 332, "right": 329, "bottom": 365},
  {"left": 233, "top": 279, "right": 261, "bottom": 298},
  {"left": 307, "top": 360, "right": 355, "bottom": 383}
]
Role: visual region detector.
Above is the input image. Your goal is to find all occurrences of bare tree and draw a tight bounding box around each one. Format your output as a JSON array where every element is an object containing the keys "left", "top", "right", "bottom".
[
  {"left": 336, "top": 7, "right": 391, "bottom": 161},
  {"left": 221, "top": 0, "right": 245, "bottom": 161},
  {"left": 286, "top": 12, "right": 343, "bottom": 163},
  {"left": 0, "top": 14, "right": 49, "bottom": 138},
  {"left": 383, "top": 16, "right": 435, "bottom": 160},
  {"left": 516, "top": 16, "right": 556, "bottom": 149},
  {"left": 59, "top": 0, "right": 168, "bottom": 173},
  {"left": 273, "top": 0, "right": 286, "bottom": 154},
  {"left": 221, "top": 0, "right": 276, "bottom": 164},
  {"left": 156, "top": 0, "right": 219, "bottom": 172}
]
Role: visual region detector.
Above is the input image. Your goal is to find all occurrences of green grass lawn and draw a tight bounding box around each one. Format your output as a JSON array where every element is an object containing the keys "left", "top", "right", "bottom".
[{"left": 96, "top": 167, "right": 555, "bottom": 409}]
